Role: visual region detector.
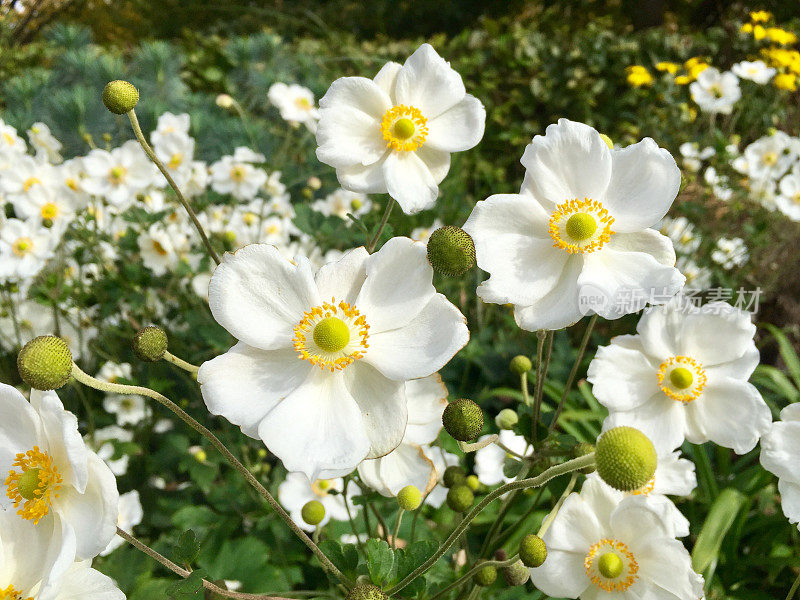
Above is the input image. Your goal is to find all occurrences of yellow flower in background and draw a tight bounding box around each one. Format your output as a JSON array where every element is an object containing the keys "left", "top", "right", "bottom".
[
  {"left": 656, "top": 62, "right": 680, "bottom": 74},
  {"left": 626, "top": 65, "right": 653, "bottom": 87},
  {"left": 741, "top": 23, "right": 754, "bottom": 34},
  {"left": 753, "top": 24, "right": 767, "bottom": 40},
  {"left": 774, "top": 73, "right": 798, "bottom": 91},
  {"left": 750, "top": 10, "right": 772, "bottom": 23},
  {"left": 675, "top": 75, "right": 691, "bottom": 85},
  {"left": 687, "top": 62, "right": 710, "bottom": 80},
  {"left": 767, "top": 28, "right": 798, "bottom": 46}
]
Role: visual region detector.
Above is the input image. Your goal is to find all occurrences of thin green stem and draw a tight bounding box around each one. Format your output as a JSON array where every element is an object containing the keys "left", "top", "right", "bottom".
[
  {"left": 533, "top": 331, "right": 554, "bottom": 445},
  {"left": 126, "top": 109, "right": 220, "bottom": 265},
  {"left": 428, "top": 555, "right": 520, "bottom": 600},
  {"left": 367, "top": 198, "right": 395, "bottom": 252},
  {"left": 71, "top": 365, "right": 350, "bottom": 588},
  {"left": 163, "top": 350, "right": 200, "bottom": 377},
  {"left": 391, "top": 509, "right": 405, "bottom": 550},
  {"left": 478, "top": 464, "right": 532, "bottom": 558},
  {"left": 787, "top": 571, "right": 800, "bottom": 600},
  {"left": 370, "top": 503, "right": 390, "bottom": 541},
  {"left": 386, "top": 453, "right": 595, "bottom": 595},
  {"left": 531, "top": 332, "right": 545, "bottom": 440},
  {"left": 343, "top": 482, "right": 366, "bottom": 557},
  {"left": 537, "top": 473, "right": 578, "bottom": 538},
  {"left": 520, "top": 372, "right": 531, "bottom": 406}
]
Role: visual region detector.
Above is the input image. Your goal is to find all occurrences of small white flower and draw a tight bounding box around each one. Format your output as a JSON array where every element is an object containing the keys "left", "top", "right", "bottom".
[
  {"left": 711, "top": 237, "right": 748, "bottom": 269},
  {"left": 82, "top": 141, "right": 158, "bottom": 209},
  {"left": 731, "top": 60, "right": 776, "bottom": 84},
  {"left": 690, "top": 67, "right": 741, "bottom": 114},
  {"left": 27, "top": 122, "right": 63, "bottom": 163},
  {"left": 312, "top": 188, "right": 372, "bottom": 223},
  {"left": 776, "top": 170, "right": 800, "bottom": 221},
  {"left": 103, "top": 394, "right": 151, "bottom": 427},
  {"left": 760, "top": 404, "right": 800, "bottom": 531},
  {"left": 278, "top": 472, "right": 359, "bottom": 532},
  {"left": 88, "top": 425, "right": 133, "bottom": 477},
  {"left": 474, "top": 430, "right": 529, "bottom": 486},
  {"left": 703, "top": 166, "right": 733, "bottom": 201},
  {"left": 0, "top": 218, "right": 54, "bottom": 281},
  {"left": 410, "top": 219, "right": 444, "bottom": 244},
  {"left": 677, "top": 257, "right": 712, "bottom": 291},
  {"left": 741, "top": 131, "right": 798, "bottom": 181},
  {"left": 101, "top": 489, "right": 144, "bottom": 556},
  {"left": 679, "top": 142, "right": 715, "bottom": 172},
  {"left": 658, "top": 216, "right": 700, "bottom": 254},
  {"left": 268, "top": 83, "right": 320, "bottom": 130},
  {"left": 0, "top": 118, "right": 27, "bottom": 159},
  {"left": 1, "top": 154, "right": 57, "bottom": 208},
  {"left": 138, "top": 222, "right": 191, "bottom": 276},
  {"left": 151, "top": 112, "right": 191, "bottom": 147},
  {"left": 210, "top": 148, "right": 268, "bottom": 200}
]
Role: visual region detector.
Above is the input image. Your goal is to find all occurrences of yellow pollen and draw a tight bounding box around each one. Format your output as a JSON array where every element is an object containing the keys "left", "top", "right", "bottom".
[
  {"left": 313, "top": 317, "right": 350, "bottom": 353},
  {"left": 23, "top": 177, "right": 41, "bottom": 192},
  {"left": 12, "top": 237, "right": 33, "bottom": 257},
  {"left": 65, "top": 177, "right": 79, "bottom": 191},
  {"left": 40, "top": 202, "right": 59, "bottom": 220},
  {"left": 658, "top": 356, "right": 707, "bottom": 403},
  {"left": 243, "top": 212, "right": 257, "bottom": 226},
  {"left": 381, "top": 105, "right": 428, "bottom": 152},
  {"left": 763, "top": 151, "right": 778, "bottom": 166},
  {"left": 295, "top": 97, "right": 312, "bottom": 110},
  {"left": 669, "top": 367, "right": 693, "bottom": 389},
  {"left": 598, "top": 552, "right": 624, "bottom": 579},
  {"left": 630, "top": 474, "right": 656, "bottom": 496},
  {"left": 108, "top": 166, "right": 127, "bottom": 184},
  {"left": 0, "top": 585, "right": 33, "bottom": 600},
  {"left": 152, "top": 240, "right": 169, "bottom": 256},
  {"left": 5, "top": 446, "right": 63, "bottom": 524},
  {"left": 293, "top": 299, "right": 369, "bottom": 372},
  {"left": 793, "top": 192, "right": 800, "bottom": 205},
  {"left": 3, "top": 132, "right": 16, "bottom": 145},
  {"left": 230, "top": 166, "right": 247, "bottom": 182},
  {"left": 168, "top": 153, "right": 184, "bottom": 169},
  {"left": 351, "top": 199, "right": 363, "bottom": 210},
  {"left": 585, "top": 539, "right": 638, "bottom": 592},
  {"left": 549, "top": 198, "right": 615, "bottom": 254}
]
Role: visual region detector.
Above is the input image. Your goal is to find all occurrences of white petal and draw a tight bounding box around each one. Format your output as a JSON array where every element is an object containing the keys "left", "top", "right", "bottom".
[
  {"left": 543, "top": 492, "right": 604, "bottom": 553},
  {"left": 654, "top": 451, "right": 697, "bottom": 497},
  {"left": 602, "top": 394, "right": 686, "bottom": 452},
  {"left": 636, "top": 303, "right": 686, "bottom": 360},
  {"left": 316, "top": 105, "right": 386, "bottom": 169},
  {"left": 198, "top": 343, "right": 311, "bottom": 438},
  {"left": 378, "top": 443, "right": 438, "bottom": 495},
  {"left": 318, "top": 76, "right": 392, "bottom": 118},
  {"left": 357, "top": 456, "right": 389, "bottom": 496},
  {"left": 607, "top": 229, "right": 676, "bottom": 267},
  {"left": 404, "top": 374, "right": 447, "bottom": 446},
  {"left": 365, "top": 293, "right": 468, "bottom": 380},
  {"left": 636, "top": 537, "right": 704, "bottom": 599},
  {"left": 602, "top": 138, "right": 681, "bottom": 232},
  {"left": 373, "top": 62, "right": 402, "bottom": 97},
  {"left": 208, "top": 245, "right": 320, "bottom": 351},
  {"left": 512, "top": 255, "right": 585, "bottom": 331},
  {"left": 415, "top": 145, "right": 451, "bottom": 183},
  {"left": 394, "top": 44, "right": 466, "bottom": 119},
  {"left": 678, "top": 303, "right": 757, "bottom": 367},
  {"left": 587, "top": 342, "right": 660, "bottom": 411},
  {"left": 425, "top": 95, "right": 485, "bottom": 153},
  {"left": 337, "top": 154, "right": 389, "bottom": 194},
  {"left": 0, "top": 384, "right": 41, "bottom": 506},
  {"left": 258, "top": 370, "right": 370, "bottom": 480},
  {"left": 529, "top": 548, "right": 589, "bottom": 598},
  {"left": 761, "top": 420, "right": 800, "bottom": 482},
  {"left": 315, "top": 247, "right": 369, "bottom": 304},
  {"left": 382, "top": 151, "right": 438, "bottom": 214},
  {"left": 609, "top": 496, "right": 673, "bottom": 544},
  {"left": 49, "top": 562, "right": 125, "bottom": 600},
  {"left": 778, "top": 479, "right": 800, "bottom": 525}
]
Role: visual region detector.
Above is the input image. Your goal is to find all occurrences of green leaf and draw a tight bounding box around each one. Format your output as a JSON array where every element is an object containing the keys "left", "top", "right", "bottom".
[
  {"left": 365, "top": 538, "right": 395, "bottom": 587},
  {"left": 691, "top": 488, "right": 746, "bottom": 574},
  {"left": 318, "top": 540, "right": 360, "bottom": 580},
  {"left": 763, "top": 324, "right": 800, "bottom": 391},
  {"left": 174, "top": 530, "right": 201, "bottom": 566},
  {"left": 166, "top": 569, "right": 205, "bottom": 600}
]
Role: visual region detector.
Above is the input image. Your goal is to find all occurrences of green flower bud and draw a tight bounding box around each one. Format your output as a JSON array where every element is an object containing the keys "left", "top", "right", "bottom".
[
  {"left": 17, "top": 336, "right": 73, "bottom": 390},
  {"left": 426, "top": 226, "right": 476, "bottom": 277},
  {"left": 301, "top": 500, "right": 325, "bottom": 526},
  {"left": 495, "top": 408, "right": 519, "bottom": 430},
  {"left": 446, "top": 484, "right": 474, "bottom": 512},
  {"left": 572, "top": 442, "right": 596, "bottom": 474},
  {"left": 442, "top": 399, "right": 484, "bottom": 442},
  {"left": 595, "top": 426, "right": 657, "bottom": 492},
  {"left": 345, "top": 584, "right": 388, "bottom": 600},
  {"left": 473, "top": 562, "right": 497, "bottom": 587},
  {"left": 502, "top": 560, "right": 530, "bottom": 586},
  {"left": 465, "top": 475, "right": 480, "bottom": 491},
  {"left": 519, "top": 534, "right": 547, "bottom": 568},
  {"left": 133, "top": 326, "right": 168, "bottom": 362},
  {"left": 397, "top": 484, "right": 422, "bottom": 511},
  {"left": 442, "top": 465, "right": 466, "bottom": 488},
  {"left": 509, "top": 355, "right": 532, "bottom": 375},
  {"left": 102, "top": 80, "right": 139, "bottom": 114}
]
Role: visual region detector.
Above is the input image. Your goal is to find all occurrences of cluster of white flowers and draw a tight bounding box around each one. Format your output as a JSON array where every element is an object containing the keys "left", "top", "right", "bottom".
[{"left": 689, "top": 67, "right": 741, "bottom": 114}]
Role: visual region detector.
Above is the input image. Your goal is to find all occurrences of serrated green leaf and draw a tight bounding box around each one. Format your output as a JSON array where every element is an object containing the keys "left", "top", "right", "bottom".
[
  {"left": 318, "top": 540, "right": 360, "bottom": 579},
  {"left": 166, "top": 569, "right": 205, "bottom": 600},
  {"left": 365, "top": 538, "right": 395, "bottom": 587},
  {"left": 174, "top": 530, "right": 201, "bottom": 566}
]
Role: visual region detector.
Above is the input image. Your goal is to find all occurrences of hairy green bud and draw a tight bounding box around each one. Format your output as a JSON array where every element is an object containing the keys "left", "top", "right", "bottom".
[
  {"left": 473, "top": 562, "right": 497, "bottom": 586},
  {"left": 426, "top": 226, "right": 476, "bottom": 277},
  {"left": 397, "top": 485, "right": 422, "bottom": 511},
  {"left": 509, "top": 355, "right": 532, "bottom": 375},
  {"left": 442, "top": 399, "right": 484, "bottom": 442},
  {"left": 446, "top": 484, "right": 474, "bottom": 512},
  {"left": 502, "top": 560, "right": 530, "bottom": 586},
  {"left": 519, "top": 534, "right": 547, "bottom": 568},
  {"left": 572, "top": 442, "right": 597, "bottom": 474},
  {"left": 495, "top": 408, "right": 519, "bottom": 430},
  {"left": 345, "top": 584, "right": 388, "bottom": 600},
  {"left": 133, "top": 326, "right": 168, "bottom": 362},
  {"left": 442, "top": 465, "right": 466, "bottom": 488},
  {"left": 18, "top": 335, "right": 73, "bottom": 390},
  {"left": 595, "top": 426, "right": 656, "bottom": 492},
  {"left": 301, "top": 500, "right": 325, "bottom": 526},
  {"left": 465, "top": 475, "right": 480, "bottom": 491},
  {"left": 102, "top": 80, "right": 139, "bottom": 114}
]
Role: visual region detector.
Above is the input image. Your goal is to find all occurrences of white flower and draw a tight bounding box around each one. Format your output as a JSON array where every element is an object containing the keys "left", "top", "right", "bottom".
[
  {"left": 0, "top": 384, "right": 119, "bottom": 561},
  {"left": 153, "top": 131, "right": 196, "bottom": 188},
  {"left": 197, "top": 238, "right": 469, "bottom": 480},
  {"left": 54, "top": 158, "right": 90, "bottom": 209},
  {"left": 0, "top": 118, "right": 27, "bottom": 160},
  {"left": 101, "top": 490, "right": 143, "bottom": 556},
  {"left": 689, "top": 67, "right": 741, "bottom": 114},
  {"left": 268, "top": 83, "right": 320, "bottom": 130},
  {"left": 138, "top": 222, "right": 190, "bottom": 276},
  {"left": 410, "top": 219, "right": 444, "bottom": 244},
  {"left": 463, "top": 119, "right": 685, "bottom": 331},
  {"left": 16, "top": 187, "right": 77, "bottom": 236},
  {"left": 529, "top": 476, "right": 704, "bottom": 599},
  {"left": 88, "top": 425, "right": 133, "bottom": 477},
  {"left": 278, "top": 472, "right": 359, "bottom": 532},
  {"left": 0, "top": 218, "right": 54, "bottom": 281},
  {"left": 741, "top": 132, "right": 798, "bottom": 181},
  {"left": 474, "top": 430, "right": 529, "bottom": 486},
  {"left": 657, "top": 216, "right": 700, "bottom": 254},
  {"left": 210, "top": 148, "right": 267, "bottom": 200},
  {"left": 316, "top": 43, "right": 485, "bottom": 214},
  {"left": 760, "top": 404, "right": 800, "bottom": 531},
  {"left": 27, "top": 122, "right": 63, "bottom": 163},
  {"left": 711, "top": 237, "right": 748, "bottom": 269},
  {"left": 311, "top": 188, "right": 372, "bottom": 223},
  {"left": 82, "top": 141, "right": 158, "bottom": 209},
  {"left": 677, "top": 257, "right": 712, "bottom": 291},
  {"left": 731, "top": 60, "right": 776, "bottom": 84},
  {"left": 679, "top": 143, "right": 715, "bottom": 172},
  {"left": 703, "top": 166, "right": 733, "bottom": 201},
  {"left": 588, "top": 300, "right": 772, "bottom": 452},
  {"left": 358, "top": 375, "right": 447, "bottom": 497},
  {"left": 776, "top": 170, "right": 800, "bottom": 221},
  {"left": 151, "top": 112, "right": 191, "bottom": 147},
  {"left": 103, "top": 394, "right": 151, "bottom": 427}
]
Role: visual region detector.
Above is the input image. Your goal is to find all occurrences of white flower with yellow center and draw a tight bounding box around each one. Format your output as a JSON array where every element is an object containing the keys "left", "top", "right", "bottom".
[
  {"left": 742, "top": 131, "right": 797, "bottom": 181},
  {"left": 197, "top": 238, "right": 469, "bottom": 480},
  {"left": 102, "top": 394, "right": 151, "bottom": 427},
  {"left": 86, "top": 426, "right": 133, "bottom": 477},
  {"left": 588, "top": 300, "right": 772, "bottom": 452},
  {"left": 13, "top": 188, "right": 76, "bottom": 235},
  {"left": 153, "top": 131, "right": 196, "bottom": 188},
  {"left": 463, "top": 119, "right": 685, "bottom": 331},
  {"left": 410, "top": 219, "right": 444, "bottom": 244},
  {"left": 731, "top": 59, "right": 776, "bottom": 84},
  {"left": 268, "top": 83, "right": 320, "bottom": 131},
  {"left": 312, "top": 188, "right": 372, "bottom": 223},
  {"left": 54, "top": 158, "right": 89, "bottom": 208},
  {"left": 0, "top": 384, "right": 119, "bottom": 563},
  {"left": 278, "top": 472, "right": 359, "bottom": 532},
  {"left": 689, "top": 67, "right": 741, "bottom": 114},
  {"left": 150, "top": 112, "right": 191, "bottom": 148},
  {"left": 777, "top": 170, "right": 800, "bottom": 221},
  {"left": 711, "top": 237, "right": 748, "bottom": 269},
  {"left": 676, "top": 257, "right": 711, "bottom": 291},
  {"left": 760, "top": 404, "right": 800, "bottom": 532},
  {"left": 0, "top": 219, "right": 53, "bottom": 282},
  {"left": 657, "top": 216, "right": 700, "bottom": 255},
  {"left": 27, "top": 122, "right": 63, "bottom": 164},
  {"left": 529, "top": 476, "right": 704, "bottom": 599},
  {"left": 1, "top": 155, "right": 56, "bottom": 209},
  {"left": 137, "top": 222, "right": 190, "bottom": 276},
  {"left": 0, "top": 119, "right": 26, "bottom": 159},
  {"left": 474, "top": 430, "right": 530, "bottom": 486},
  {"left": 210, "top": 147, "right": 268, "bottom": 200},
  {"left": 82, "top": 141, "right": 158, "bottom": 209},
  {"left": 316, "top": 43, "right": 485, "bottom": 215}
]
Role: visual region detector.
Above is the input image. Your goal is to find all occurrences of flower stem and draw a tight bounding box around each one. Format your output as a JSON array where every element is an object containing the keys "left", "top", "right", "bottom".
[
  {"left": 126, "top": 108, "right": 221, "bottom": 266},
  {"left": 537, "top": 472, "right": 578, "bottom": 537},
  {"left": 71, "top": 364, "right": 351, "bottom": 588},
  {"left": 367, "top": 197, "right": 395, "bottom": 252},
  {"left": 391, "top": 509, "right": 405, "bottom": 549},
  {"left": 386, "top": 453, "right": 595, "bottom": 595},
  {"left": 532, "top": 331, "right": 554, "bottom": 444},
  {"left": 428, "top": 555, "right": 519, "bottom": 600},
  {"left": 163, "top": 350, "right": 200, "bottom": 377},
  {"left": 787, "top": 571, "right": 800, "bottom": 600}
]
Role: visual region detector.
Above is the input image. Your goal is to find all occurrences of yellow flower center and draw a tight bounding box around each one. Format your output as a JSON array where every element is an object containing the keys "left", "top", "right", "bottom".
[
  {"left": 629, "top": 474, "right": 656, "bottom": 496},
  {"left": 793, "top": 192, "right": 800, "bottom": 205},
  {"left": 12, "top": 237, "right": 33, "bottom": 257},
  {"left": 312, "top": 479, "right": 333, "bottom": 497},
  {"left": 294, "top": 97, "right": 312, "bottom": 111},
  {"left": 549, "top": 198, "right": 615, "bottom": 253},
  {"left": 108, "top": 166, "right": 127, "bottom": 184},
  {"left": 293, "top": 299, "right": 369, "bottom": 371},
  {"left": 657, "top": 356, "right": 707, "bottom": 403},
  {"left": 65, "top": 177, "right": 79, "bottom": 191},
  {"left": 152, "top": 240, "right": 169, "bottom": 256},
  {"left": 0, "top": 584, "right": 33, "bottom": 600},
  {"left": 585, "top": 539, "right": 638, "bottom": 592},
  {"left": 5, "top": 446, "right": 63, "bottom": 524},
  {"left": 23, "top": 177, "right": 41, "bottom": 192},
  {"left": 763, "top": 151, "right": 778, "bottom": 166},
  {"left": 3, "top": 132, "right": 16, "bottom": 146},
  {"left": 243, "top": 212, "right": 257, "bottom": 226},
  {"left": 40, "top": 202, "right": 59, "bottom": 220},
  {"left": 710, "top": 84, "right": 724, "bottom": 98},
  {"left": 230, "top": 165, "right": 247, "bottom": 182},
  {"left": 168, "top": 153, "right": 184, "bottom": 169},
  {"left": 381, "top": 105, "right": 428, "bottom": 152}
]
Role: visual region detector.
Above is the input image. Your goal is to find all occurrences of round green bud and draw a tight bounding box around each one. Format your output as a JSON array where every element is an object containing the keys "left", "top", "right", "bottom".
[
  {"left": 345, "top": 584, "right": 388, "bottom": 600},
  {"left": 572, "top": 442, "right": 597, "bottom": 474},
  {"left": 18, "top": 335, "right": 73, "bottom": 390},
  {"left": 519, "top": 534, "right": 547, "bottom": 568},
  {"left": 442, "top": 465, "right": 466, "bottom": 488},
  {"left": 446, "top": 484, "right": 474, "bottom": 512},
  {"left": 509, "top": 355, "right": 532, "bottom": 375},
  {"left": 133, "top": 326, "right": 168, "bottom": 362},
  {"left": 595, "top": 426, "right": 657, "bottom": 492},
  {"left": 502, "top": 560, "right": 530, "bottom": 587},
  {"left": 473, "top": 562, "right": 497, "bottom": 587},
  {"left": 102, "top": 80, "right": 139, "bottom": 114},
  {"left": 465, "top": 475, "right": 480, "bottom": 491},
  {"left": 397, "top": 485, "right": 422, "bottom": 511},
  {"left": 426, "top": 226, "right": 476, "bottom": 277},
  {"left": 598, "top": 552, "right": 623, "bottom": 579},
  {"left": 495, "top": 408, "right": 519, "bottom": 430},
  {"left": 301, "top": 500, "right": 325, "bottom": 526},
  {"left": 442, "top": 399, "right": 484, "bottom": 442}
]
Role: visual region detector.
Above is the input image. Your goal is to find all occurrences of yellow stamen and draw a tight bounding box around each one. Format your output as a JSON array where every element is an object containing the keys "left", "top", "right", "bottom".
[
  {"left": 381, "top": 105, "right": 428, "bottom": 152},
  {"left": 23, "top": 177, "right": 41, "bottom": 192},
  {"left": 12, "top": 237, "right": 33, "bottom": 257},
  {"left": 108, "top": 166, "right": 127, "bottom": 184},
  {"left": 40, "top": 202, "right": 59, "bottom": 220},
  {"left": 230, "top": 165, "right": 247, "bottom": 182},
  {"left": 657, "top": 356, "right": 707, "bottom": 403},
  {"left": 0, "top": 585, "right": 34, "bottom": 600},
  {"left": 293, "top": 299, "right": 369, "bottom": 372},
  {"left": 585, "top": 539, "right": 638, "bottom": 592},
  {"left": 549, "top": 198, "right": 615, "bottom": 254},
  {"left": 5, "top": 446, "right": 63, "bottom": 524},
  {"left": 168, "top": 153, "right": 184, "bottom": 169}
]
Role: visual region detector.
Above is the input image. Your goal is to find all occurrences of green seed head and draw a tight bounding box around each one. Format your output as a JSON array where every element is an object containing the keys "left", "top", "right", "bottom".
[
  {"left": 446, "top": 484, "right": 474, "bottom": 512},
  {"left": 572, "top": 442, "right": 597, "bottom": 474},
  {"left": 17, "top": 468, "right": 42, "bottom": 501},
  {"left": 598, "top": 552, "right": 623, "bottom": 579},
  {"left": 442, "top": 465, "right": 466, "bottom": 488},
  {"left": 509, "top": 355, "right": 532, "bottom": 375},
  {"left": 495, "top": 408, "right": 519, "bottom": 430},
  {"left": 426, "top": 226, "right": 476, "bottom": 277},
  {"left": 393, "top": 118, "right": 416, "bottom": 140},
  {"left": 669, "top": 367, "right": 693, "bottom": 389},
  {"left": 313, "top": 317, "right": 350, "bottom": 353},
  {"left": 519, "top": 534, "right": 547, "bottom": 568},
  {"left": 345, "top": 584, "right": 388, "bottom": 600},
  {"left": 133, "top": 326, "right": 168, "bottom": 362},
  {"left": 301, "top": 500, "right": 325, "bottom": 526},
  {"left": 465, "top": 475, "right": 480, "bottom": 491},
  {"left": 473, "top": 562, "right": 497, "bottom": 587},
  {"left": 18, "top": 335, "right": 73, "bottom": 390},
  {"left": 102, "top": 80, "right": 139, "bottom": 114},
  {"left": 502, "top": 560, "right": 531, "bottom": 587},
  {"left": 565, "top": 212, "right": 597, "bottom": 242},
  {"left": 442, "top": 399, "right": 484, "bottom": 442},
  {"left": 397, "top": 485, "right": 422, "bottom": 511},
  {"left": 595, "top": 426, "right": 657, "bottom": 492}
]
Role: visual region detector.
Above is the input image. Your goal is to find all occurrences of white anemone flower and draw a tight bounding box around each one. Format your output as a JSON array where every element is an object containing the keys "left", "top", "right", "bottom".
[
  {"left": 268, "top": 83, "right": 320, "bottom": 130},
  {"left": 198, "top": 238, "right": 469, "bottom": 480},
  {"left": 777, "top": 170, "right": 800, "bottom": 221},
  {"left": 689, "top": 67, "right": 741, "bottom": 114},
  {"left": 102, "top": 394, "right": 151, "bottom": 427},
  {"left": 278, "top": 472, "right": 360, "bottom": 532},
  {"left": 711, "top": 237, "right": 748, "bottom": 269},
  {"left": 731, "top": 60, "right": 776, "bottom": 84},
  {"left": 529, "top": 476, "right": 704, "bottom": 599},
  {"left": 210, "top": 148, "right": 267, "bottom": 200},
  {"left": 87, "top": 426, "right": 133, "bottom": 477},
  {"left": 358, "top": 375, "right": 447, "bottom": 497},
  {"left": 760, "top": 404, "right": 800, "bottom": 531},
  {"left": 312, "top": 188, "right": 372, "bottom": 223},
  {"left": 588, "top": 301, "right": 772, "bottom": 452},
  {"left": 101, "top": 490, "right": 143, "bottom": 556},
  {"left": 82, "top": 141, "right": 158, "bottom": 209},
  {"left": 474, "top": 430, "right": 529, "bottom": 486},
  {"left": 410, "top": 219, "right": 444, "bottom": 244},
  {"left": 463, "top": 119, "right": 685, "bottom": 331},
  {"left": 0, "top": 219, "right": 54, "bottom": 282},
  {"left": 0, "top": 384, "right": 119, "bottom": 562},
  {"left": 316, "top": 43, "right": 485, "bottom": 214},
  {"left": 27, "top": 122, "right": 63, "bottom": 164},
  {"left": 741, "top": 131, "right": 798, "bottom": 181},
  {"left": 150, "top": 112, "right": 191, "bottom": 148}
]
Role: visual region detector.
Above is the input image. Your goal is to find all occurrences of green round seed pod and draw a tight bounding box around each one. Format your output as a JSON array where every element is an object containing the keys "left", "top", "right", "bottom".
[
  {"left": 572, "top": 442, "right": 597, "bottom": 474},
  {"left": 495, "top": 408, "right": 519, "bottom": 430},
  {"left": 442, "top": 399, "right": 484, "bottom": 442},
  {"left": 519, "top": 534, "right": 547, "bottom": 568},
  {"left": 502, "top": 560, "right": 530, "bottom": 586},
  {"left": 300, "top": 500, "right": 325, "bottom": 526},
  {"left": 397, "top": 485, "right": 422, "bottom": 511},
  {"left": 345, "top": 584, "right": 388, "bottom": 600},
  {"left": 133, "top": 326, "right": 168, "bottom": 362},
  {"left": 509, "top": 355, "right": 533, "bottom": 375},
  {"left": 442, "top": 465, "right": 466, "bottom": 488},
  {"left": 446, "top": 484, "right": 474, "bottom": 512},
  {"left": 473, "top": 562, "right": 497, "bottom": 587},
  {"left": 17, "top": 336, "right": 73, "bottom": 390},
  {"left": 102, "top": 80, "right": 139, "bottom": 114},
  {"left": 595, "top": 426, "right": 657, "bottom": 492},
  {"left": 426, "top": 226, "right": 476, "bottom": 277},
  {"left": 465, "top": 475, "right": 480, "bottom": 491}
]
